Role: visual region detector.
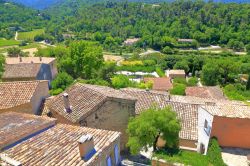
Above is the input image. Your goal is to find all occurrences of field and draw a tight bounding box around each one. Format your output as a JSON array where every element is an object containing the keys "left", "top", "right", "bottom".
[
  {"left": 0, "top": 39, "right": 20, "bottom": 47},
  {"left": 18, "top": 29, "right": 45, "bottom": 41}
]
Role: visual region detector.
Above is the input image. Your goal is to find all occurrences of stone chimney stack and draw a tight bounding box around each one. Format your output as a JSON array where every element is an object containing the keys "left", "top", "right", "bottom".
[
  {"left": 19, "top": 56, "right": 22, "bottom": 62},
  {"left": 63, "top": 93, "right": 72, "bottom": 113},
  {"left": 78, "top": 134, "right": 96, "bottom": 161},
  {"left": 39, "top": 56, "right": 42, "bottom": 61}
]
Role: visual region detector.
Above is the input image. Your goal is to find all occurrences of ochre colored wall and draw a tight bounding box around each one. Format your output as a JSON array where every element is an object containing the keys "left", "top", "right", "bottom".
[{"left": 211, "top": 116, "right": 250, "bottom": 148}]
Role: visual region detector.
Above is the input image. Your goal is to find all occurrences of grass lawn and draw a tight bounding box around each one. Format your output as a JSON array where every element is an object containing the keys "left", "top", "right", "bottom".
[
  {"left": 0, "top": 39, "right": 20, "bottom": 47},
  {"left": 154, "top": 150, "right": 211, "bottom": 166},
  {"left": 18, "top": 29, "right": 45, "bottom": 41}
]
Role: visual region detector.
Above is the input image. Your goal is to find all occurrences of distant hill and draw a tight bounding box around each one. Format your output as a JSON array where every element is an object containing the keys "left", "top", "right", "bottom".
[{"left": 7, "top": 0, "right": 250, "bottom": 10}]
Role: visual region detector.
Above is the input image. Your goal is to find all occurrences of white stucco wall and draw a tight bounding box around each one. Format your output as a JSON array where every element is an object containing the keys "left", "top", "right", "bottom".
[{"left": 197, "top": 107, "right": 214, "bottom": 155}]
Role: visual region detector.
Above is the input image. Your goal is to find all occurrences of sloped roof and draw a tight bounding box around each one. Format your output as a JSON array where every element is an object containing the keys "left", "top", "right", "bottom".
[
  {"left": 185, "top": 86, "right": 226, "bottom": 100},
  {"left": 2, "top": 63, "right": 41, "bottom": 79},
  {"left": 5, "top": 57, "right": 55, "bottom": 64},
  {"left": 0, "top": 112, "right": 120, "bottom": 166},
  {"left": 144, "top": 77, "right": 173, "bottom": 91},
  {"left": 0, "top": 112, "right": 56, "bottom": 150},
  {"left": 203, "top": 103, "right": 250, "bottom": 119},
  {"left": 44, "top": 83, "right": 136, "bottom": 123},
  {"left": 0, "top": 81, "right": 45, "bottom": 110},
  {"left": 169, "top": 70, "right": 185, "bottom": 75},
  {"left": 121, "top": 88, "right": 198, "bottom": 141}
]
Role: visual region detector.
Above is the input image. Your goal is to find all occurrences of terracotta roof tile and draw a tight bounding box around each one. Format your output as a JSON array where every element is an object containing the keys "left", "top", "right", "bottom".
[
  {"left": 0, "top": 113, "right": 120, "bottom": 166},
  {"left": 2, "top": 63, "right": 41, "bottom": 79},
  {"left": 0, "top": 112, "right": 56, "bottom": 150},
  {"left": 185, "top": 86, "right": 226, "bottom": 100},
  {"left": 0, "top": 81, "right": 47, "bottom": 110},
  {"left": 144, "top": 77, "right": 173, "bottom": 91},
  {"left": 5, "top": 57, "right": 55, "bottom": 64},
  {"left": 45, "top": 83, "right": 136, "bottom": 123}
]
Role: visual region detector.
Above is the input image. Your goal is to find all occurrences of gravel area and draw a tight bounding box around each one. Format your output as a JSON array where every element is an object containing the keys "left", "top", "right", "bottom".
[{"left": 222, "top": 148, "right": 250, "bottom": 166}]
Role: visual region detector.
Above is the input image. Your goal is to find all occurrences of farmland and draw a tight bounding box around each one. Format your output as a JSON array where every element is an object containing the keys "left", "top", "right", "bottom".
[
  {"left": 0, "top": 39, "right": 20, "bottom": 47},
  {"left": 18, "top": 29, "right": 45, "bottom": 41}
]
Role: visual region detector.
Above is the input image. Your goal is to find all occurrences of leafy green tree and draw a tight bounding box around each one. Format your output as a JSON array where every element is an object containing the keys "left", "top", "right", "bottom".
[
  {"left": 162, "top": 46, "right": 175, "bottom": 54},
  {"left": 202, "top": 63, "right": 220, "bottom": 86},
  {"left": 173, "top": 61, "right": 189, "bottom": 73},
  {"left": 127, "top": 107, "right": 181, "bottom": 155},
  {"left": 170, "top": 83, "right": 186, "bottom": 95},
  {"left": 246, "top": 44, "right": 250, "bottom": 54},
  {"left": 0, "top": 54, "right": 5, "bottom": 79},
  {"left": 51, "top": 72, "right": 74, "bottom": 95},
  {"left": 111, "top": 75, "right": 130, "bottom": 89},
  {"left": 188, "top": 77, "right": 198, "bottom": 86},
  {"left": 227, "top": 39, "right": 244, "bottom": 51},
  {"left": 69, "top": 41, "right": 104, "bottom": 79},
  {"left": 98, "top": 62, "right": 116, "bottom": 83},
  {"left": 7, "top": 47, "right": 22, "bottom": 57}
]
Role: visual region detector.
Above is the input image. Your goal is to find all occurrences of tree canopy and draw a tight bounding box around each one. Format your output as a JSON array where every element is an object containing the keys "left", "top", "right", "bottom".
[{"left": 127, "top": 107, "right": 181, "bottom": 155}]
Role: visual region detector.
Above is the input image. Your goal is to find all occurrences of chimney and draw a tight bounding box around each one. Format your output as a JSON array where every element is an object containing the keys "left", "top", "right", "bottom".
[
  {"left": 168, "top": 94, "right": 171, "bottom": 101},
  {"left": 39, "top": 56, "right": 42, "bottom": 61},
  {"left": 63, "top": 93, "right": 72, "bottom": 113},
  {"left": 78, "top": 134, "right": 96, "bottom": 161},
  {"left": 19, "top": 56, "right": 22, "bottom": 62}
]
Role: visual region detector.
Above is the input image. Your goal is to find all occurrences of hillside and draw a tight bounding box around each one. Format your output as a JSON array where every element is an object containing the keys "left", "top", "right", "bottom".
[{"left": 6, "top": 0, "right": 250, "bottom": 9}]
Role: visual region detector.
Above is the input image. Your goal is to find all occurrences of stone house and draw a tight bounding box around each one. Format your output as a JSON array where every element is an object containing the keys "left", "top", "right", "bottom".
[
  {"left": 3, "top": 57, "right": 58, "bottom": 83},
  {"left": 144, "top": 77, "right": 173, "bottom": 92},
  {"left": 0, "top": 81, "right": 49, "bottom": 115},
  {"left": 0, "top": 112, "right": 121, "bottom": 166},
  {"left": 167, "top": 70, "right": 186, "bottom": 79},
  {"left": 42, "top": 83, "right": 136, "bottom": 150},
  {"left": 185, "top": 86, "right": 226, "bottom": 100}
]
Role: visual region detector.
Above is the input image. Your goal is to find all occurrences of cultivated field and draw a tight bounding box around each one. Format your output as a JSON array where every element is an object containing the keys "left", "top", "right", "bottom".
[
  {"left": 0, "top": 39, "right": 20, "bottom": 47},
  {"left": 18, "top": 29, "right": 45, "bottom": 41}
]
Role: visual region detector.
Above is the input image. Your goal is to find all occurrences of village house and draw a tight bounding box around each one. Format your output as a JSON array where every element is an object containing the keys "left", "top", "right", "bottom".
[
  {"left": 0, "top": 81, "right": 49, "bottom": 115},
  {"left": 123, "top": 38, "right": 140, "bottom": 46},
  {"left": 2, "top": 57, "right": 58, "bottom": 82},
  {"left": 177, "top": 39, "right": 194, "bottom": 43},
  {"left": 185, "top": 86, "right": 226, "bottom": 100},
  {"left": 167, "top": 69, "right": 186, "bottom": 79},
  {"left": 144, "top": 77, "right": 173, "bottom": 92},
  {"left": 0, "top": 112, "right": 121, "bottom": 166},
  {"left": 198, "top": 102, "right": 250, "bottom": 154},
  {"left": 42, "top": 83, "right": 136, "bottom": 150}
]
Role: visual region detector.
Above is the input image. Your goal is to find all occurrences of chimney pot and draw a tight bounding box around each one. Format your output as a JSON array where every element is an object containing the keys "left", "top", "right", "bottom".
[
  {"left": 19, "top": 56, "right": 22, "bottom": 62},
  {"left": 78, "top": 134, "right": 96, "bottom": 161},
  {"left": 39, "top": 56, "right": 42, "bottom": 61},
  {"left": 63, "top": 93, "right": 72, "bottom": 113}
]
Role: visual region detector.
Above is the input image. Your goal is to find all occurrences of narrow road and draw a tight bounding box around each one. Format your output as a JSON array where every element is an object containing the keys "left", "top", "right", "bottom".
[{"left": 15, "top": 31, "right": 18, "bottom": 41}]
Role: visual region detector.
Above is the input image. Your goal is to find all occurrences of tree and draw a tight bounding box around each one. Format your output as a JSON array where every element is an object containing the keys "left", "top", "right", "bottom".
[
  {"left": 0, "top": 54, "right": 5, "bottom": 78},
  {"left": 246, "top": 44, "right": 250, "bottom": 54},
  {"left": 127, "top": 107, "right": 181, "bottom": 155},
  {"left": 173, "top": 60, "right": 189, "bottom": 73},
  {"left": 202, "top": 63, "right": 220, "bottom": 86},
  {"left": 170, "top": 83, "right": 186, "bottom": 95},
  {"left": 207, "top": 138, "right": 226, "bottom": 166},
  {"left": 111, "top": 75, "right": 130, "bottom": 89},
  {"left": 247, "top": 75, "right": 250, "bottom": 90},
  {"left": 69, "top": 41, "right": 104, "bottom": 79},
  {"left": 7, "top": 47, "right": 27, "bottom": 57},
  {"left": 98, "top": 62, "right": 116, "bottom": 83},
  {"left": 51, "top": 72, "right": 74, "bottom": 95}
]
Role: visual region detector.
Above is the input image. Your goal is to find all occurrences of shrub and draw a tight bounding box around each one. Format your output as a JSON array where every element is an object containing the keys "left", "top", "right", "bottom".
[
  {"left": 111, "top": 75, "right": 130, "bottom": 89},
  {"left": 188, "top": 77, "right": 198, "bottom": 86},
  {"left": 207, "top": 138, "right": 226, "bottom": 166},
  {"left": 51, "top": 72, "right": 74, "bottom": 91},
  {"left": 170, "top": 83, "right": 186, "bottom": 95},
  {"left": 156, "top": 67, "right": 165, "bottom": 77},
  {"left": 49, "top": 88, "right": 63, "bottom": 96},
  {"left": 173, "top": 78, "right": 187, "bottom": 85}
]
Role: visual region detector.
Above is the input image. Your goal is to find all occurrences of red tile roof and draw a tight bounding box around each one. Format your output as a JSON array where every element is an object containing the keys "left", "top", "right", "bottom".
[
  {"left": 144, "top": 77, "right": 173, "bottom": 91},
  {"left": 44, "top": 83, "right": 136, "bottom": 123},
  {"left": 0, "top": 112, "right": 120, "bottom": 166},
  {"left": 5, "top": 57, "right": 56, "bottom": 64},
  {"left": 0, "top": 81, "right": 48, "bottom": 110},
  {"left": 185, "top": 86, "right": 226, "bottom": 100}
]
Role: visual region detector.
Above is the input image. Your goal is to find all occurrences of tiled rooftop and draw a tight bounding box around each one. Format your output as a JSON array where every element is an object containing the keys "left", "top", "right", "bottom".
[
  {"left": 44, "top": 83, "right": 136, "bottom": 123},
  {"left": 0, "top": 81, "right": 46, "bottom": 110},
  {"left": 2, "top": 63, "right": 41, "bottom": 79},
  {"left": 0, "top": 113, "right": 120, "bottom": 166},
  {"left": 185, "top": 86, "right": 226, "bottom": 100},
  {"left": 121, "top": 88, "right": 198, "bottom": 141},
  {"left": 0, "top": 112, "right": 56, "bottom": 150},
  {"left": 169, "top": 70, "right": 185, "bottom": 75},
  {"left": 144, "top": 77, "right": 173, "bottom": 91},
  {"left": 5, "top": 57, "right": 56, "bottom": 64},
  {"left": 203, "top": 103, "right": 250, "bottom": 119}
]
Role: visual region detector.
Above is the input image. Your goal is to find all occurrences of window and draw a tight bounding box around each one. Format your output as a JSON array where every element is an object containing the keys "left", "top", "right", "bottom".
[{"left": 204, "top": 119, "right": 211, "bottom": 136}]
